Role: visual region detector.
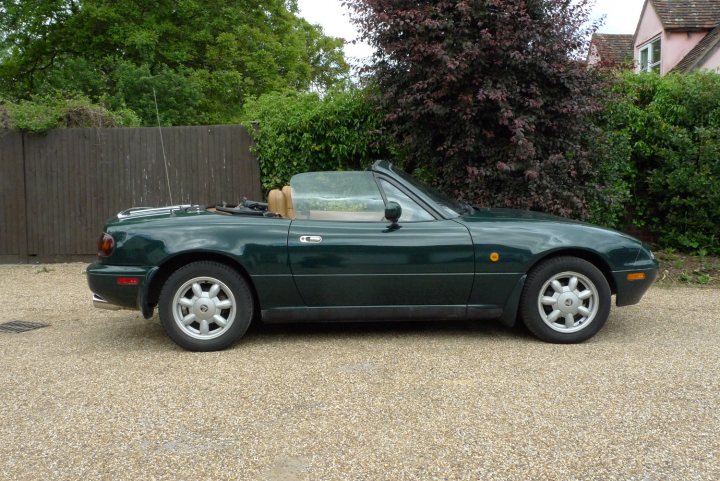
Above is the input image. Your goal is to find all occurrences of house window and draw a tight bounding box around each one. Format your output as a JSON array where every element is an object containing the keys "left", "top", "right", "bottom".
[{"left": 639, "top": 38, "right": 661, "bottom": 73}]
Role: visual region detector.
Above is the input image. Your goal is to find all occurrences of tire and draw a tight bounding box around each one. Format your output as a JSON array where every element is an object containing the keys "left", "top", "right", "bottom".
[
  {"left": 519, "top": 256, "right": 611, "bottom": 343},
  {"left": 158, "top": 261, "right": 254, "bottom": 351}
]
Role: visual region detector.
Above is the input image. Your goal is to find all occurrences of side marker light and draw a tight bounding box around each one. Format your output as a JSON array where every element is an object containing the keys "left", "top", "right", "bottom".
[{"left": 627, "top": 272, "right": 646, "bottom": 281}]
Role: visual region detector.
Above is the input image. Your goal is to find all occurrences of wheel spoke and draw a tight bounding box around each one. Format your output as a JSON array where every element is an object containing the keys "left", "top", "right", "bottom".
[
  {"left": 192, "top": 283, "right": 204, "bottom": 298},
  {"left": 578, "top": 306, "right": 591, "bottom": 317},
  {"left": 215, "top": 300, "right": 232, "bottom": 310},
  {"left": 199, "top": 319, "right": 210, "bottom": 335},
  {"left": 551, "top": 280, "right": 563, "bottom": 293},
  {"left": 182, "top": 313, "right": 197, "bottom": 326},
  {"left": 208, "top": 284, "right": 221, "bottom": 298},
  {"left": 541, "top": 296, "right": 557, "bottom": 306},
  {"left": 179, "top": 297, "right": 194, "bottom": 308},
  {"left": 213, "top": 314, "right": 227, "bottom": 327},
  {"left": 547, "top": 310, "right": 562, "bottom": 323},
  {"left": 568, "top": 276, "right": 578, "bottom": 291},
  {"left": 577, "top": 289, "right": 593, "bottom": 300},
  {"left": 565, "top": 314, "right": 575, "bottom": 328}
]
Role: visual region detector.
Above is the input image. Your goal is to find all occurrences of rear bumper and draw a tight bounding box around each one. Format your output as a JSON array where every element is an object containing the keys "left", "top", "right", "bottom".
[
  {"left": 613, "top": 267, "right": 659, "bottom": 307},
  {"left": 87, "top": 263, "right": 158, "bottom": 316}
]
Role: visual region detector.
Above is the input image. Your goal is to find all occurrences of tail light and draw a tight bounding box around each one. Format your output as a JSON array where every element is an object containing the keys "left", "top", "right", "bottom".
[{"left": 98, "top": 233, "right": 114, "bottom": 257}]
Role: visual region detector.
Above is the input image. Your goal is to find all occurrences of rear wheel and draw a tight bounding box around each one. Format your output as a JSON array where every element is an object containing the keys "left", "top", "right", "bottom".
[
  {"left": 520, "top": 256, "right": 611, "bottom": 343},
  {"left": 158, "top": 261, "right": 253, "bottom": 351}
]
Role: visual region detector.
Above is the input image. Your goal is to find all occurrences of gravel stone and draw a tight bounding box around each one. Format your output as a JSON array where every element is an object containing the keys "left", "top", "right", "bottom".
[{"left": 0, "top": 263, "right": 718, "bottom": 480}]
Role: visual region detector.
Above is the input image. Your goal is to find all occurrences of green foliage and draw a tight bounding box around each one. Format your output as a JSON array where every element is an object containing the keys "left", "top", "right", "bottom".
[
  {"left": 0, "top": 0, "right": 349, "bottom": 126},
  {"left": 0, "top": 95, "right": 140, "bottom": 132},
  {"left": 586, "top": 129, "right": 633, "bottom": 228},
  {"left": 597, "top": 72, "right": 720, "bottom": 254},
  {"left": 242, "top": 89, "right": 392, "bottom": 191}
]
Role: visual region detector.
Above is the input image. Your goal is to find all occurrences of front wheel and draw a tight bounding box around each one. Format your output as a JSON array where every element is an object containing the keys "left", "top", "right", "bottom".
[
  {"left": 519, "top": 256, "right": 611, "bottom": 343},
  {"left": 158, "top": 261, "right": 254, "bottom": 351}
]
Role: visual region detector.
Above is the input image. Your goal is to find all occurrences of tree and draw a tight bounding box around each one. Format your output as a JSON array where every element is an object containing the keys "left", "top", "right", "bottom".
[
  {"left": 345, "top": 0, "right": 605, "bottom": 218},
  {"left": 0, "top": 0, "right": 349, "bottom": 125}
]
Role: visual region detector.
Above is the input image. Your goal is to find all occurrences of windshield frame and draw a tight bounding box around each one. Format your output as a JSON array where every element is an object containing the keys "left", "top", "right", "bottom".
[{"left": 370, "top": 161, "right": 472, "bottom": 219}]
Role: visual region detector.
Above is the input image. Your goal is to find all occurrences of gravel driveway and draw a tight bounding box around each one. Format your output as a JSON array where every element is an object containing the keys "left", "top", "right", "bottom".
[{"left": 0, "top": 263, "right": 718, "bottom": 481}]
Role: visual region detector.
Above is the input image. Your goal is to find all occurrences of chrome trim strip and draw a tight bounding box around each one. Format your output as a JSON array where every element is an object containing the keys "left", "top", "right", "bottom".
[{"left": 117, "top": 205, "right": 194, "bottom": 219}]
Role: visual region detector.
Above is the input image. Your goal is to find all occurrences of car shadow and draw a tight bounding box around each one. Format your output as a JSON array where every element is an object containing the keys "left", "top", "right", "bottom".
[
  {"left": 241, "top": 317, "right": 531, "bottom": 344},
  {"left": 89, "top": 314, "right": 534, "bottom": 353}
]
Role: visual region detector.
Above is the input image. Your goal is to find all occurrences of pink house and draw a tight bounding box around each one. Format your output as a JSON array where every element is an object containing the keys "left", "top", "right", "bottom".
[{"left": 634, "top": 0, "right": 720, "bottom": 74}]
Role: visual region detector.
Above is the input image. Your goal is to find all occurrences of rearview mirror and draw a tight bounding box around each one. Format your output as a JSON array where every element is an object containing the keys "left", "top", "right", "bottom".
[{"left": 385, "top": 201, "right": 402, "bottom": 225}]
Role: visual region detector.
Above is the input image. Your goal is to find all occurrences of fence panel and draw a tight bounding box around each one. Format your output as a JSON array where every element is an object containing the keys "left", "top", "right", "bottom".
[
  {"left": 9, "top": 124, "right": 259, "bottom": 261},
  {"left": 0, "top": 131, "right": 27, "bottom": 262}
]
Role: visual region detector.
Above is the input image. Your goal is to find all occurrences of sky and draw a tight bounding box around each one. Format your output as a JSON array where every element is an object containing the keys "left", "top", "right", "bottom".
[{"left": 297, "top": 0, "right": 647, "bottom": 67}]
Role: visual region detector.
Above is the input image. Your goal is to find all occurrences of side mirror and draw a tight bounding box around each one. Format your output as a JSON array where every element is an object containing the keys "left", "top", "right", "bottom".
[{"left": 385, "top": 201, "right": 402, "bottom": 225}]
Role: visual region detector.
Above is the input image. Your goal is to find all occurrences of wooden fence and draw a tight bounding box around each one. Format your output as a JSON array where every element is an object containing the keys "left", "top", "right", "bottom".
[{"left": 0, "top": 125, "right": 261, "bottom": 263}]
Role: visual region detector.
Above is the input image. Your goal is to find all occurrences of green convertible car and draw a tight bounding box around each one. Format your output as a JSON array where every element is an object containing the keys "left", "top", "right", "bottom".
[{"left": 88, "top": 161, "right": 658, "bottom": 351}]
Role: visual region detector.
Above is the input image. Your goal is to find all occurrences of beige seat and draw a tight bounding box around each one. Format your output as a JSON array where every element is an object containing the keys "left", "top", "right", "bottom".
[
  {"left": 267, "top": 186, "right": 295, "bottom": 218},
  {"left": 267, "top": 189, "right": 287, "bottom": 217},
  {"left": 282, "top": 186, "right": 295, "bottom": 219}
]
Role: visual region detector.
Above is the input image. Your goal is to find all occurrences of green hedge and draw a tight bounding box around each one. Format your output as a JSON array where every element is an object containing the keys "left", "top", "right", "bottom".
[
  {"left": 596, "top": 72, "right": 720, "bottom": 254},
  {"left": 0, "top": 95, "right": 140, "bottom": 132},
  {"left": 241, "top": 89, "right": 393, "bottom": 192}
]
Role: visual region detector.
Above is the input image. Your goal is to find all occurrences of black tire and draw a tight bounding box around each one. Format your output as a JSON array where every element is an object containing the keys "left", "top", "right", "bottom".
[
  {"left": 519, "top": 256, "right": 611, "bottom": 343},
  {"left": 158, "top": 261, "right": 254, "bottom": 351}
]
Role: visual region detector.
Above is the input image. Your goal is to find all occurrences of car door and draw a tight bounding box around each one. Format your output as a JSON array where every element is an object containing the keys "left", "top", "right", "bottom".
[{"left": 287, "top": 171, "right": 474, "bottom": 310}]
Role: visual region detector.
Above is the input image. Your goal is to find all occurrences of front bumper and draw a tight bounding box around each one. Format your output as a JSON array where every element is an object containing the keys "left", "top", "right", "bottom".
[
  {"left": 613, "top": 267, "right": 659, "bottom": 307},
  {"left": 87, "top": 263, "right": 158, "bottom": 316}
]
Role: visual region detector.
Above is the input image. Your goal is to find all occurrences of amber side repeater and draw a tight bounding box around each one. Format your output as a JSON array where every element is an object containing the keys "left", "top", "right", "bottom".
[{"left": 627, "top": 272, "right": 646, "bottom": 281}]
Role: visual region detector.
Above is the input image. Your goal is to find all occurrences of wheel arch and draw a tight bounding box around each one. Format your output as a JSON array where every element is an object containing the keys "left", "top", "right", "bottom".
[
  {"left": 527, "top": 248, "right": 616, "bottom": 295},
  {"left": 146, "top": 252, "right": 260, "bottom": 317}
]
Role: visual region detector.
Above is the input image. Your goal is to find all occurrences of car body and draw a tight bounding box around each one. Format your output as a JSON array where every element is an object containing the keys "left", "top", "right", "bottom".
[{"left": 87, "top": 161, "right": 658, "bottom": 351}]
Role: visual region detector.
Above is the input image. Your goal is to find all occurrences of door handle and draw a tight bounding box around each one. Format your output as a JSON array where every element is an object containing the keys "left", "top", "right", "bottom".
[{"left": 299, "top": 235, "right": 323, "bottom": 244}]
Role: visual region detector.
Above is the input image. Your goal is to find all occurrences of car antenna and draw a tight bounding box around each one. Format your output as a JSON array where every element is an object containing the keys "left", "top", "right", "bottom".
[{"left": 153, "top": 87, "right": 174, "bottom": 206}]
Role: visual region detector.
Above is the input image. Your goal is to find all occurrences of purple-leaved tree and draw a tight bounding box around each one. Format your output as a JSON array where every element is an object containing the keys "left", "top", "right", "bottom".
[{"left": 346, "top": 0, "right": 606, "bottom": 218}]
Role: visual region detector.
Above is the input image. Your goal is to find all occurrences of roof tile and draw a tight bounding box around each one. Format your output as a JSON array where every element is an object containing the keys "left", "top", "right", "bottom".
[{"left": 651, "top": 0, "right": 720, "bottom": 30}]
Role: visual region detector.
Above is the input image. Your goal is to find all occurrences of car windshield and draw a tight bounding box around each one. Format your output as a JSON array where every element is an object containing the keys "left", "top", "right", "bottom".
[{"left": 389, "top": 165, "right": 473, "bottom": 217}]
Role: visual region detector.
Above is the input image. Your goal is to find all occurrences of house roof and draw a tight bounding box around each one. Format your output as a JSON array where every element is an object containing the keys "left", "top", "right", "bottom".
[
  {"left": 671, "top": 24, "right": 720, "bottom": 71},
  {"left": 651, "top": 0, "right": 720, "bottom": 31},
  {"left": 590, "top": 34, "right": 635, "bottom": 66}
]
